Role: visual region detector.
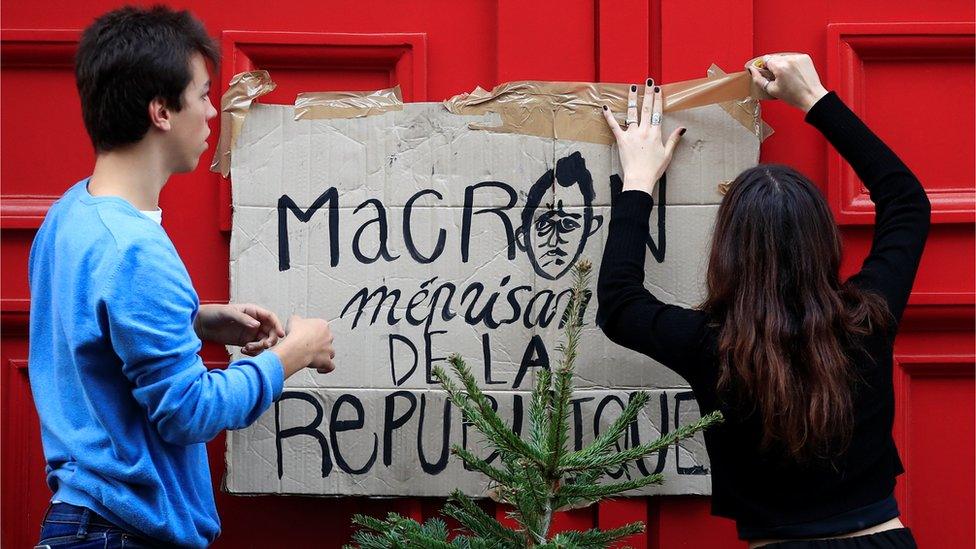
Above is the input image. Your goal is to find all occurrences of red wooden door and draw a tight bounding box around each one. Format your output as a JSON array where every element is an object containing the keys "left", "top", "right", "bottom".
[{"left": 2, "top": 2, "right": 972, "bottom": 548}]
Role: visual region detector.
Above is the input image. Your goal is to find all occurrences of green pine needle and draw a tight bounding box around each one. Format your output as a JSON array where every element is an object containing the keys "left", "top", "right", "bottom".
[
  {"left": 443, "top": 490, "right": 520, "bottom": 544},
  {"left": 439, "top": 357, "right": 547, "bottom": 467},
  {"left": 544, "top": 522, "right": 645, "bottom": 548},
  {"left": 575, "top": 391, "right": 651, "bottom": 460},
  {"left": 528, "top": 368, "right": 553, "bottom": 454},
  {"left": 560, "top": 410, "right": 724, "bottom": 473},
  {"left": 557, "top": 473, "right": 664, "bottom": 501}
]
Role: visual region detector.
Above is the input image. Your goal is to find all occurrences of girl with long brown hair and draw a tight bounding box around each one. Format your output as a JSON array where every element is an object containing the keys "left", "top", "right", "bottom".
[{"left": 598, "top": 54, "right": 929, "bottom": 548}]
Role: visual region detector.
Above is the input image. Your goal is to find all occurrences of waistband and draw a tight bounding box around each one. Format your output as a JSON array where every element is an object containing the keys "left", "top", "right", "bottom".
[
  {"left": 43, "top": 502, "right": 123, "bottom": 530},
  {"left": 738, "top": 494, "right": 900, "bottom": 540}
]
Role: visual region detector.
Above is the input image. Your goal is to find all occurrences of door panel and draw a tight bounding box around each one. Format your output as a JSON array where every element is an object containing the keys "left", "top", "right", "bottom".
[{"left": 2, "top": 1, "right": 972, "bottom": 547}]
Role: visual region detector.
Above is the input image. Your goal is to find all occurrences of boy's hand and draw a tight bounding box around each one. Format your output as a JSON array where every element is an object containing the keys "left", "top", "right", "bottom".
[
  {"left": 194, "top": 303, "right": 285, "bottom": 355},
  {"left": 273, "top": 315, "right": 336, "bottom": 377}
]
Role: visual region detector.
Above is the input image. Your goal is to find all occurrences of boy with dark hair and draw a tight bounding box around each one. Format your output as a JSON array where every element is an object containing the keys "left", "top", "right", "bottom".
[{"left": 29, "top": 6, "right": 336, "bottom": 547}]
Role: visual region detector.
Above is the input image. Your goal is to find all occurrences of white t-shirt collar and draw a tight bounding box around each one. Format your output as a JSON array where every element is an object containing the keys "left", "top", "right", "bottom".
[{"left": 140, "top": 208, "right": 163, "bottom": 225}]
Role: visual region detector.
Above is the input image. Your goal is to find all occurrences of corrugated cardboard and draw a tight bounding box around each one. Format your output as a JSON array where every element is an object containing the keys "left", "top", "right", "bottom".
[{"left": 224, "top": 97, "right": 759, "bottom": 497}]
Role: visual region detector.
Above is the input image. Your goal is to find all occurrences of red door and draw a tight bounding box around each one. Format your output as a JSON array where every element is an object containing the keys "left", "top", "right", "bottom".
[{"left": 2, "top": 2, "right": 973, "bottom": 547}]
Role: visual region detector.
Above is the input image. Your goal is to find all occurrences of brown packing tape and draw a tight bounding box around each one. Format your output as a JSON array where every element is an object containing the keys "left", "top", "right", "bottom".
[
  {"left": 445, "top": 81, "right": 634, "bottom": 145},
  {"left": 293, "top": 86, "right": 403, "bottom": 120},
  {"left": 662, "top": 70, "right": 751, "bottom": 111},
  {"left": 443, "top": 69, "right": 770, "bottom": 145},
  {"left": 213, "top": 63, "right": 771, "bottom": 177},
  {"left": 211, "top": 70, "right": 277, "bottom": 178},
  {"left": 707, "top": 64, "right": 775, "bottom": 142}
]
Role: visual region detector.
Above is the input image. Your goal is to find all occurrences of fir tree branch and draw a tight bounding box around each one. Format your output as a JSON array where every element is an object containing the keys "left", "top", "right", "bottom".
[
  {"left": 528, "top": 368, "right": 552, "bottom": 455},
  {"left": 438, "top": 357, "right": 546, "bottom": 466},
  {"left": 556, "top": 473, "right": 664, "bottom": 501},
  {"left": 543, "top": 365, "right": 574, "bottom": 474},
  {"left": 510, "top": 476, "right": 546, "bottom": 545},
  {"left": 451, "top": 445, "right": 515, "bottom": 486},
  {"left": 346, "top": 513, "right": 453, "bottom": 549},
  {"left": 443, "top": 490, "right": 521, "bottom": 544},
  {"left": 569, "top": 469, "right": 602, "bottom": 489},
  {"left": 543, "top": 261, "right": 592, "bottom": 474},
  {"left": 449, "top": 537, "right": 510, "bottom": 549},
  {"left": 570, "top": 391, "right": 650, "bottom": 463},
  {"left": 559, "top": 410, "right": 723, "bottom": 473},
  {"left": 490, "top": 455, "right": 549, "bottom": 533},
  {"left": 350, "top": 513, "right": 396, "bottom": 532},
  {"left": 544, "top": 522, "right": 645, "bottom": 548},
  {"left": 435, "top": 367, "right": 512, "bottom": 467}
]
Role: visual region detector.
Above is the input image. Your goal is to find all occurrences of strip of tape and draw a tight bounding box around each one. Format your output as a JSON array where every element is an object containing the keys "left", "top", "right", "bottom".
[
  {"left": 293, "top": 86, "right": 403, "bottom": 121},
  {"left": 212, "top": 63, "right": 771, "bottom": 177},
  {"left": 442, "top": 68, "right": 771, "bottom": 145},
  {"left": 707, "top": 64, "right": 774, "bottom": 142},
  {"left": 210, "top": 70, "right": 276, "bottom": 178}
]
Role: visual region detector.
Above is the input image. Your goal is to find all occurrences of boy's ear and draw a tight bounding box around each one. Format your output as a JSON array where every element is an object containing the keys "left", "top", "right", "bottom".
[{"left": 148, "top": 97, "right": 172, "bottom": 131}]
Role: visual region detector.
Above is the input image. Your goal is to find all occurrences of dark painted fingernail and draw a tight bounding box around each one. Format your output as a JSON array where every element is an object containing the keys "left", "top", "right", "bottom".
[
  {"left": 679, "top": 128, "right": 687, "bottom": 136},
  {"left": 646, "top": 78, "right": 654, "bottom": 86},
  {"left": 631, "top": 84, "right": 637, "bottom": 92},
  {"left": 602, "top": 105, "right": 608, "bottom": 111},
  {"left": 654, "top": 86, "right": 661, "bottom": 93}
]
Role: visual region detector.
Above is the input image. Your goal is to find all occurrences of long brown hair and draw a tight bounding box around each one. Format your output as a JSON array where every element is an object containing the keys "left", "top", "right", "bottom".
[{"left": 702, "top": 165, "right": 890, "bottom": 461}]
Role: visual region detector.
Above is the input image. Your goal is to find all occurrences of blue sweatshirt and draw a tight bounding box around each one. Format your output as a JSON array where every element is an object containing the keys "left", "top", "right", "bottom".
[{"left": 28, "top": 179, "right": 285, "bottom": 547}]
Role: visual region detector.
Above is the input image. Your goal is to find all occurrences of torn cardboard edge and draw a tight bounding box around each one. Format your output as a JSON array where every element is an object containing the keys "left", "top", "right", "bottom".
[{"left": 211, "top": 64, "right": 771, "bottom": 178}]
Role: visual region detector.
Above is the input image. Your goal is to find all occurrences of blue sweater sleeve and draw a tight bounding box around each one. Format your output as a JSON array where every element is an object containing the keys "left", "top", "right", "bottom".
[{"left": 103, "top": 237, "right": 284, "bottom": 446}]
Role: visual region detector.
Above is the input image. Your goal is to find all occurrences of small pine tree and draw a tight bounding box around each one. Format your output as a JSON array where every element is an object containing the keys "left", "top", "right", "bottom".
[{"left": 347, "top": 260, "right": 722, "bottom": 548}]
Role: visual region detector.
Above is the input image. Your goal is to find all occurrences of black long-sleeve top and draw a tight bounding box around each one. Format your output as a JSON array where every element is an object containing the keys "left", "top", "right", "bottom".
[{"left": 597, "top": 92, "right": 931, "bottom": 535}]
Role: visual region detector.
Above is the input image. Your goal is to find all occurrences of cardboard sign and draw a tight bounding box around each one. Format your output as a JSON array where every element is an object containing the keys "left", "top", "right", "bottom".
[{"left": 224, "top": 100, "right": 759, "bottom": 497}]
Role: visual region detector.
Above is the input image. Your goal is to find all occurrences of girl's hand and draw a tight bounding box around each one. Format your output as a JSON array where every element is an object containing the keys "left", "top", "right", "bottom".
[
  {"left": 602, "top": 79, "right": 686, "bottom": 196},
  {"left": 748, "top": 53, "right": 828, "bottom": 112}
]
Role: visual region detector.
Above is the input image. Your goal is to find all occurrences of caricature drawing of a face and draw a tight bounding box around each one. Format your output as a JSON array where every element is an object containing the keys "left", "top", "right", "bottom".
[
  {"left": 534, "top": 200, "right": 582, "bottom": 268},
  {"left": 520, "top": 152, "right": 603, "bottom": 280}
]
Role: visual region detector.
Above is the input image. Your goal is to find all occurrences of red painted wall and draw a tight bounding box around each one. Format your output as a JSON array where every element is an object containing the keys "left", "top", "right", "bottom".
[{"left": 2, "top": 2, "right": 973, "bottom": 547}]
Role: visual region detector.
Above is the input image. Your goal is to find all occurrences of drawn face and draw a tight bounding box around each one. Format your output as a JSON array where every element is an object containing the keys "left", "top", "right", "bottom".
[
  {"left": 534, "top": 200, "right": 582, "bottom": 268},
  {"left": 520, "top": 152, "right": 603, "bottom": 280}
]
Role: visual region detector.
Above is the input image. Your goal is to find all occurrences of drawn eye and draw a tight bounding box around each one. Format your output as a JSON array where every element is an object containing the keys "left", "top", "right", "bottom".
[
  {"left": 535, "top": 212, "right": 557, "bottom": 231},
  {"left": 559, "top": 218, "right": 581, "bottom": 231}
]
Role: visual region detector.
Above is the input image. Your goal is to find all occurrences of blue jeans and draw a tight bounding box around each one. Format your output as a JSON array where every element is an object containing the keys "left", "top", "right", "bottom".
[{"left": 36, "top": 502, "right": 157, "bottom": 548}]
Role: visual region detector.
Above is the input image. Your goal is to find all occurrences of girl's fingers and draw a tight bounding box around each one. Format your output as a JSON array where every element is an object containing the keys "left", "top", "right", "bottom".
[
  {"left": 664, "top": 127, "right": 686, "bottom": 160},
  {"left": 625, "top": 84, "right": 639, "bottom": 129},
  {"left": 748, "top": 67, "right": 775, "bottom": 100},
  {"left": 651, "top": 84, "right": 664, "bottom": 136},
  {"left": 763, "top": 54, "right": 785, "bottom": 78},
  {"left": 602, "top": 104, "right": 623, "bottom": 139},
  {"left": 639, "top": 78, "right": 654, "bottom": 128}
]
